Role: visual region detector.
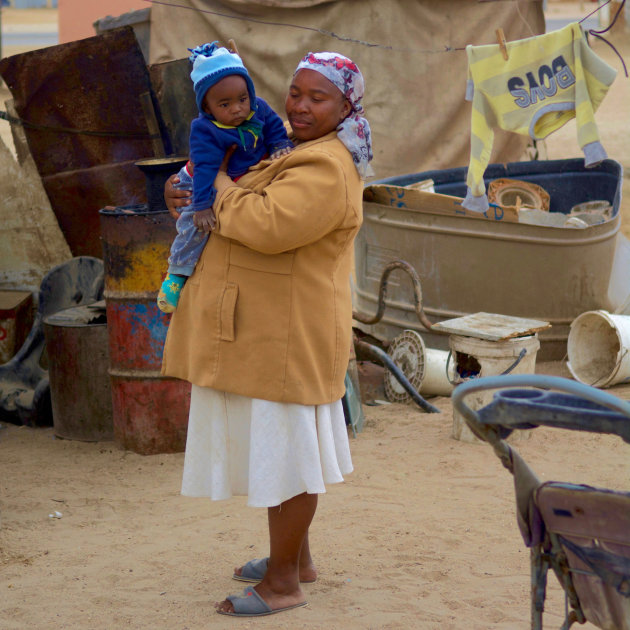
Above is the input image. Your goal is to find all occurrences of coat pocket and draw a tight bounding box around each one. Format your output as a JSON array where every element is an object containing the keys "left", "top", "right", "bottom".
[
  {"left": 219, "top": 282, "right": 239, "bottom": 341},
  {"left": 229, "top": 243, "right": 294, "bottom": 274}
]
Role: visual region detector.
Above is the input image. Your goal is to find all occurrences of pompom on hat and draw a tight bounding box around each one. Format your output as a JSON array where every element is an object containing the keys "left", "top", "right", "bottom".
[{"left": 189, "top": 42, "right": 256, "bottom": 115}]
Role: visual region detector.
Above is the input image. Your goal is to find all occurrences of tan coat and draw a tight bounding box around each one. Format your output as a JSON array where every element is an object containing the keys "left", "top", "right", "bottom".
[{"left": 161, "top": 131, "right": 363, "bottom": 405}]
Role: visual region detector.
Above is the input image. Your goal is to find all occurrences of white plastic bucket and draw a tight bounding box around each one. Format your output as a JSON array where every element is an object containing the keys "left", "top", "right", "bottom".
[
  {"left": 422, "top": 347, "right": 454, "bottom": 397},
  {"left": 384, "top": 330, "right": 454, "bottom": 402},
  {"left": 450, "top": 334, "right": 540, "bottom": 443},
  {"left": 567, "top": 310, "right": 630, "bottom": 388}
]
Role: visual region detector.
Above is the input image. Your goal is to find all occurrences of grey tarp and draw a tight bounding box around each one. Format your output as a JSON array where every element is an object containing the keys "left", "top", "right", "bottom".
[{"left": 149, "top": 0, "right": 545, "bottom": 179}]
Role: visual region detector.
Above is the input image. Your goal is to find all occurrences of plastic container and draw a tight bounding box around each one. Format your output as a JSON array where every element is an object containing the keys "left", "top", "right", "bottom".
[
  {"left": 384, "top": 329, "right": 453, "bottom": 401},
  {"left": 354, "top": 158, "right": 623, "bottom": 361},
  {"left": 450, "top": 334, "right": 540, "bottom": 443},
  {"left": 567, "top": 310, "right": 630, "bottom": 388},
  {"left": 421, "top": 347, "right": 454, "bottom": 397}
]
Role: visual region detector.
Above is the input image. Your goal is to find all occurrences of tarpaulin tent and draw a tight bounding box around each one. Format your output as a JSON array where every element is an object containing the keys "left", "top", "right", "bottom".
[{"left": 148, "top": 0, "right": 545, "bottom": 179}]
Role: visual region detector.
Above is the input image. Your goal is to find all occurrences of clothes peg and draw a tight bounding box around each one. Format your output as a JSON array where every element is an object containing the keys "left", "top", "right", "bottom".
[
  {"left": 496, "top": 28, "right": 508, "bottom": 61},
  {"left": 227, "top": 39, "right": 240, "bottom": 57}
]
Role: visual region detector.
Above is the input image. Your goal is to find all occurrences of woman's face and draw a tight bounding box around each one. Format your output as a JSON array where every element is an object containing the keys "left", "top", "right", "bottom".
[{"left": 286, "top": 69, "right": 352, "bottom": 142}]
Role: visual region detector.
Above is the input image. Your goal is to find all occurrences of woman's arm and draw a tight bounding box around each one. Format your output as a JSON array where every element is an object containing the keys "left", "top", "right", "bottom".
[{"left": 213, "top": 150, "right": 355, "bottom": 254}]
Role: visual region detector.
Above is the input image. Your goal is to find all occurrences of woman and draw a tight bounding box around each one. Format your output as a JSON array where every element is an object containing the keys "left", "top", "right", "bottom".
[{"left": 162, "top": 51, "right": 373, "bottom": 617}]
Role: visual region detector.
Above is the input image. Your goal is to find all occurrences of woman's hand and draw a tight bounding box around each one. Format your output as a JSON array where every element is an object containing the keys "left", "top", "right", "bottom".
[{"left": 164, "top": 173, "right": 192, "bottom": 220}]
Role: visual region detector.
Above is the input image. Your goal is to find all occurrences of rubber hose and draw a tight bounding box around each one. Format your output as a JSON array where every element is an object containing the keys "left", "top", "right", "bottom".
[{"left": 354, "top": 339, "right": 440, "bottom": 414}]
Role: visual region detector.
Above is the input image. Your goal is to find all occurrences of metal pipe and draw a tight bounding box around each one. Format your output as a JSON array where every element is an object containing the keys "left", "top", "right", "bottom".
[{"left": 352, "top": 259, "right": 434, "bottom": 331}]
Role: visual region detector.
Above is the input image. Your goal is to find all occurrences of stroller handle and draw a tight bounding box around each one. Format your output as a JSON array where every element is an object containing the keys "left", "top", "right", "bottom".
[{"left": 452, "top": 374, "right": 630, "bottom": 443}]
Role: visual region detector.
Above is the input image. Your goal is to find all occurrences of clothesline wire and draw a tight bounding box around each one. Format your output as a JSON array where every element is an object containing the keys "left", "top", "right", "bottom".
[
  {"left": 582, "top": 0, "right": 628, "bottom": 76},
  {"left": 142, "top": 0, "right": 626, "bottom": 66},
  {"left": 515, "top": 1, "right": 536, "bottom": 38},
  {"left": 141, "top": 0, "right": 471, "bottom": 54},
  {"left": 0, "top": 1, "right": 625, "bottom": 138},
  {"left": 580, "top": 0, "right": 614, "bottom": 25}
]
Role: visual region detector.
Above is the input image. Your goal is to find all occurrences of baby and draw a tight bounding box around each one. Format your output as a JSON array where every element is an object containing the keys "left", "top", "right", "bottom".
[{"left": 158, "top": 42, "right": 293, "bottom": 312}]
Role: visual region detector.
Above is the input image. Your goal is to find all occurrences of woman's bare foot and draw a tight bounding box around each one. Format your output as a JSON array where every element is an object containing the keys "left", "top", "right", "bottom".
[
  {"left": 215, "top": 582, "right": 306, "bottom": 614},
  {"left": 298, "top": 561, "right": 317, "bottom": 584},
  {"left": 233, "top": 558, "right": 317, "bottom": 583}
]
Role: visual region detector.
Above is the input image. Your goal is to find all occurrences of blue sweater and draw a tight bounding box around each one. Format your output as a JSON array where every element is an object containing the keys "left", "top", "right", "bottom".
[{"left": 189, "top": 97, "right": 292, "bottom": 211}]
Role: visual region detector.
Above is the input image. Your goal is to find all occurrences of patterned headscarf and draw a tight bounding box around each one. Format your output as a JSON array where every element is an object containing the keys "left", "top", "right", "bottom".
[{"left": 294, "top": 52, "right": 374, "bottom": 179}]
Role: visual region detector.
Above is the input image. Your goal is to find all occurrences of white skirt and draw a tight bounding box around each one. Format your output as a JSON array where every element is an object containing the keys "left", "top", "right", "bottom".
[{"left": 181, "top": 385, "right": 354, "bottom": 507}]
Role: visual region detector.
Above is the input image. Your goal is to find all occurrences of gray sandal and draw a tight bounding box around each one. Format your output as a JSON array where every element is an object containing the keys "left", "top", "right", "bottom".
[
  {"left": 217, "top": 585, "right": 307, "bottom": 617},
  {"left": 232, "top": 557, "right": 268, "bottom": 583},
  {"left": 233, "top": 557, "right": 317, "bottom": 583}
]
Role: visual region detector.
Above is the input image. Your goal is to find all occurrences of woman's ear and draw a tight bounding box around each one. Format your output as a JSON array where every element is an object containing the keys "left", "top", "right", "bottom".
[{"left": 340, "top": 98, "right": 352, "bottom": 122}]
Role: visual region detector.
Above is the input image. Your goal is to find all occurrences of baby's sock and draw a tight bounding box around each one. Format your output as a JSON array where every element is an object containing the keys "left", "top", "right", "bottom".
[{"left": 157, "top": 273, "right": 187, "bottom": 313}]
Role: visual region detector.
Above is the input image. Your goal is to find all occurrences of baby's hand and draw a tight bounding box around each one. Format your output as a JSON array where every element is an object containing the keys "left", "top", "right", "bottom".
[
  {"left": 193, "top": 207, "right": 216, "bottom": 233},
  {"left": 269, "top": 146, "right": 293, "bottom": 160}
]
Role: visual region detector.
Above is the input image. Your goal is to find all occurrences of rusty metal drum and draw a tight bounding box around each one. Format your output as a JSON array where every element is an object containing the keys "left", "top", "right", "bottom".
[
  {"left": 99, "top": 204, "right": 190, "bottom": 455},
  {"left": 43, "top": 303, "right": 113, "bottom": 441}
]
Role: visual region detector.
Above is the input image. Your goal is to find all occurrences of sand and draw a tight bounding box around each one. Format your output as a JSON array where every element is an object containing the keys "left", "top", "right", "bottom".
[
  {"left": 1, "top": 3, "right": 630, "bottom": 629},
  {"left": 2, "top": 374, "right": 630, "bottom": 629}
]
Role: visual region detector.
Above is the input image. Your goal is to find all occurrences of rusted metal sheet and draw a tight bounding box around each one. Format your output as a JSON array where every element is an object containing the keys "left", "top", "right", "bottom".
[
  {"left": 0, "top": 28, "right": 159, "bottom": 173},
  {"left": 42, "top": 161, "right": 146, "bottom": 258},
  {"left": 0, "top": 27, "right": 171, "bottom": 258},
  {"left": 149, "top": 58, "right": 197, "bottom": 157},
  {"left": 100, "top": 205, "right": 190, "bottom": 455},
  {"left": 43, "top": 304, "right": 113, "bottom": 442}
]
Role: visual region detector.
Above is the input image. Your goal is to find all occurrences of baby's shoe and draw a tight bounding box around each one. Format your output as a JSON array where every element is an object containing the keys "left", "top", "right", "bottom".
[{"left": 157, "top": 273, "right": 186, "bottom": 313}]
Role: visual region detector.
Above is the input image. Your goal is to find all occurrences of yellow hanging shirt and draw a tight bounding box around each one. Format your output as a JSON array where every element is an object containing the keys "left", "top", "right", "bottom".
[{"left": 463, "top": 22, "right": 617, "bottom": 213}]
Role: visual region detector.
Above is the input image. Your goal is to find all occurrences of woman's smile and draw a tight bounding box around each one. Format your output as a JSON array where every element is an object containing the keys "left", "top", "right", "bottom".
[{"left": 288, "top": 116, "right": 311, "bottom": 129}]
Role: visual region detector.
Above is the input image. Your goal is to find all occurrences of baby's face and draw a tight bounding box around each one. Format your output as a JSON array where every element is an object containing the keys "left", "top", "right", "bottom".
[{"left": 203, "top": 75, "right": 251, "bottom": 126}]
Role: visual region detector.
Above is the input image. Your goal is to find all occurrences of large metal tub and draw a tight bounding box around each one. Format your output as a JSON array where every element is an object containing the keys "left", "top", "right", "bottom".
[{"left": 354, "top": 159, "right": 623, "bottom": 360}]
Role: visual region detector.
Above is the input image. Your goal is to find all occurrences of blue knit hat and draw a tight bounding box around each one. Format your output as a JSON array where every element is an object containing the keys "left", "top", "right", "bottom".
[{"left": 189, "top": 42, "right": 257, "bottom": 115}]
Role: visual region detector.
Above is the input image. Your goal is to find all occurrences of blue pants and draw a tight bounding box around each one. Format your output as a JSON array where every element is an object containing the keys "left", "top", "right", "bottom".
[{"left": 167, "top": 166, "right": 207, "bottom": 277}]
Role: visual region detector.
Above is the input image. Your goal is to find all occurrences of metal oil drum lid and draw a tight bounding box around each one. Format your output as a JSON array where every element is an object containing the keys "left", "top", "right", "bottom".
[{"left": 43, "top": 301, "right": 107, "bottom": 327}]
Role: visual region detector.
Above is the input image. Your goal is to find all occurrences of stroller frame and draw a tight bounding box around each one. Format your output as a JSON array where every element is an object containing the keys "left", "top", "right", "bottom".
[{"left": 452, "top": 374, "right": 630, "bottom": 630}]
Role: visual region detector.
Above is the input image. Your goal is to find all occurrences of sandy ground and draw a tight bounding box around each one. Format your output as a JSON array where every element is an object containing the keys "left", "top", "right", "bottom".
[
  {"left": 2, "top": 373, "right": 630, "bottom": 630},
  {"left": 1, "top": 3, "right": 630, "bottom": 629}
]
